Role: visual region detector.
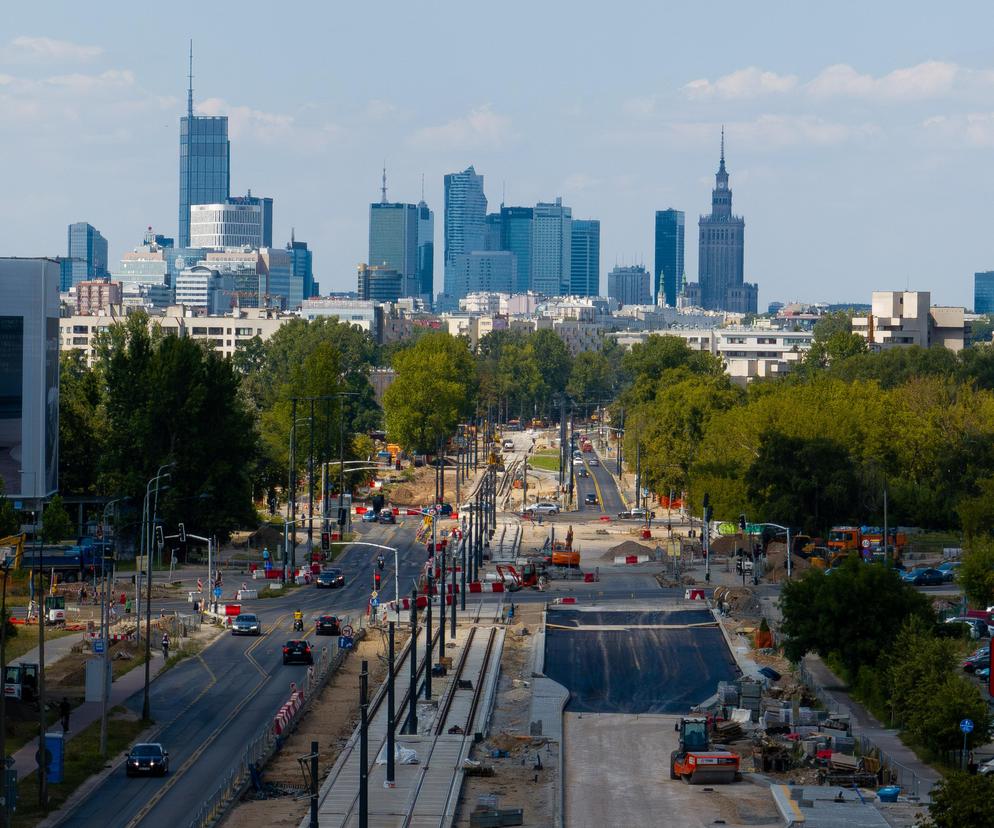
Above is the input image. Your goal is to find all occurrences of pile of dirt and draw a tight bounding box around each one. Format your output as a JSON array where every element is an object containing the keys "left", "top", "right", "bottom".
[
  {"left": 713, "top": 586, "right": 761, "bottom": 616},
  {"left": 762, "top": 542, "right": 812, "bottom": 581},
  {"left": 602, "top": 540, "right": 653, "bottom": 560}
]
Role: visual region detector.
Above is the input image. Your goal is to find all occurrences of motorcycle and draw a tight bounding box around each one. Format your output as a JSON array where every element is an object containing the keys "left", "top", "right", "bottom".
[
  {"left": 293, "top": 618, "right": 304, "bottom": 632},
  {"left": 377, "top": 556, "right": 385, "bottom": 571}
]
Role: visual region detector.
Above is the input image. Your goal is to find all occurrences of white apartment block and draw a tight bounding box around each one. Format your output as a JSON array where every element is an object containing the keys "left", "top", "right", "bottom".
[{"left": 852, "top": 291, "right": 969, "bottom": 352}]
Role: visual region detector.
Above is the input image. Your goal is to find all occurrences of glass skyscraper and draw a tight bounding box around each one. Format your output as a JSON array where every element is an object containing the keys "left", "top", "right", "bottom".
[
  {"left": 288, "top": 235, "right": 315, "bottom": 300},
  {"left": 570, "top": 219, "right": 600, "bottom": 296},
  {"left": 532, "top": 199, "right": 572, "bottom": 297},
  {"left": 654, "top": 209, "right": 685, "bottom": 306},
  {"left": 416, "top": 200, "right": 434, "bottom": 302},
  {"left": 178, "top": 59, "right": 230, "bottom": 247},
  {"left": 499, "top": 207, "right": 533, "bottom": 293},
  {"left": 369, "top": 202, "right": 419, "bottom": 297},
  {"left": 65, "top": 222, "right": 108, "bottom": 289},
  {"left": 443, "top": 167, "right": 487, "bottom": 299},
  {"left": 975, "top": 272, "right": 994, "bottom": 314}
]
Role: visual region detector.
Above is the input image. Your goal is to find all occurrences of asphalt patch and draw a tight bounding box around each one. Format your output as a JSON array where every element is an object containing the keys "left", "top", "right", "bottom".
[{"left": 544, "top": 609, "right": 739, "bottom": 713}]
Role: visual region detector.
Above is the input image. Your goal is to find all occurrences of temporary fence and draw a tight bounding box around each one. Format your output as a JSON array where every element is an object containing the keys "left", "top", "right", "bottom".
[{"left": 187, "top": 613, "right": 365, "bottom": 828}]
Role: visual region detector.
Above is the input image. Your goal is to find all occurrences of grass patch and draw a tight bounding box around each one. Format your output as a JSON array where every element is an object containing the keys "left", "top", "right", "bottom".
[
  {"left": 2, "top": 706, "right": 62, "bottom": 755},
  {"left": 163, "top": 639, "right": 203, "bottom": 671},
  {"left": 2, "top": 626, "right": 76, "bottom": 662},
  {"left": 11, "top": 708, "right": 149, "bottom": 826},
  {"left": 528, "top": 452, "right": 561, "bottom": 472},
  {"left": 111, "top": 648, "right": 149, "bottom": 681}
]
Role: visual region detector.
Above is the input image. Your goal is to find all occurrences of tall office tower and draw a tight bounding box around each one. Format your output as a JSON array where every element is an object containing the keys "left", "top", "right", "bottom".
[
  {"left": 975, "top": 272, "right": 994, "bottom": 314},
  {"left": 287, "top": 232, "right": 315, "bottom": 300},
  {"left": 500, "top": 206, "right": 533, "bottom": 293},
  {"left": 178, "top": 43, "right": 230, "bottom": 247},
  {"left": 357, "top": 263, "right": 403, "bottom": 303},
  {"left": 260, "top": 247, "right": 295, "bottom": 309},
  {"left": 369, "top": 178, "right": 419, "bottom": 298},
  {"left": 204, "top": 250, "right": 264, "bottom": 308},
  {"left": 608, "top": 265, "right": 651, "bottom": 306},
  {"left": 443, "top": 166, "right": 487, "bottom": 299},
  {"left": 190, "top": 192, "right": 272, "bottom": 249},
  {"left": 448, "top": 251, "right": 516, "bottom": 299},
  {"left": 532, "top": 198, "right": 572, "bottom": 296},
  {"left": 65, "top": 222, "right": 108, "bottom": 289},
  {"left": 484, "top": 212, "right": 503, "bottom": 251},
  {"left": 416, "top": 197, "right": 434, "bottom": 301},
  {"left": 570, "top": 219, "right": 600, "bottom": 296},
  {"left": 697, "top": 130, "right": 756, "bottom": 313},
  {"left": 654, "top": 209, "right": 685, "bottom": 306}
]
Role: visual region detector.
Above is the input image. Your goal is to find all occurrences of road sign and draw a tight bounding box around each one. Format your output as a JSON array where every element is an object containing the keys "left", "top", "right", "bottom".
[
  {"left": 93, "top": 639, "right": 105, "bottom": 654},
  {"left": 862, "top": 539, "right": 871, "bottom": 549},
  {"left": 370, "top": 590, "right": 378, "bottom": 599},
  {"left": 338, "top": 636, "right": 354, "bottom": 650},
  {"left": 342, "top": 624, "right": 354, "bottom": 638},
  {"left": 213, "top": 586, "right": 222, "bottom": 599},
  {"left": 428, "top": 507, "right": 436, "bottom": 516},
  {"left": 370, "top": 598, "right": 379, "bottom": 607},
  {"left": 961, "top": 718, "right": 975, "bottom": 733}
]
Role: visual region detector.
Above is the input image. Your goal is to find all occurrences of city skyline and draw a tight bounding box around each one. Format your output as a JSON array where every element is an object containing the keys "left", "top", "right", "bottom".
[{"left": 2, "top": 2, "right": 994, "bottom": 308}]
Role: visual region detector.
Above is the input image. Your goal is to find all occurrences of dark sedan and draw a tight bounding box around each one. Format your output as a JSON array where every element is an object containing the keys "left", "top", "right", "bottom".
[
  {"left": 283, "top": 639, "right": 314, "bottom": 665},
  {"left": 903, "top": 567, "right": 945, "bottom": 587},
  {"left": 315, "top": 615, "right": 342, "bottom": 636},
  {"left": 315, "top": 568, "right": 345, "bottom": 588},
  {"left": 126, "top": 743, "right": 169, "bottom": 777},
  {"left": 584, "top": 493, "right": 598, "bottom": 505},
  {"left": 378, "top": 511, "right": 396, "bottom": 524}
]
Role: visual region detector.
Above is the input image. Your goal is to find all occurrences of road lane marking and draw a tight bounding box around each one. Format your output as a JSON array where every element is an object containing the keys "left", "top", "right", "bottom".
[{"left": 587, "top": 461, "right": 607, "bottom": 514}]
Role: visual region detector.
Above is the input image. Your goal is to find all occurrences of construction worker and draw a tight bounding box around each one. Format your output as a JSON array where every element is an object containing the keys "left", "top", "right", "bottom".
[{"left": 161, "top": 632, "right": 170, "bottom": 661}]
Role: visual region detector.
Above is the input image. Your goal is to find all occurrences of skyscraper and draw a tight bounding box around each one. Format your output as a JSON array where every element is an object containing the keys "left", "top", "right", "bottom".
[
  {"left": 975, "top": 272, "right": 994, "bottom": 314},
  {"left": 178, "top": 44, "right": 230, "bottom": 247},
  {"left": 608, "top": 265, "right": 651, "bottom": 306},
  {"left": 696, "top": 130, "right": 756, "bottom": 313},
  {"left": 654, "top": 209, "right": 685, "bottom": 306},
  {"left": 416, "top": 197, "right": 434, "bottom": 302},
  {"left": 532, "top": 199, "right": 572, "bottom": 296},
  {"left": 499, "top": 206, "right": 533, "bottom": 293},
  {"left": 443, "top": 166, "right": 487, "bottom": 299},
  {"left": 570, "top": 219, "right": 600, "bottom": 296},
  {"left": 287, "top": 233, "right": 315, "bottom": 300},
  {"left": 65, "top": 222, "right": 108, "bottom": 289},
  {"left": 357, "top": 263, "right": 403, "bottom": 303},
  {"left": 190, "top": 193, "right": 272, "bottom": 249}
]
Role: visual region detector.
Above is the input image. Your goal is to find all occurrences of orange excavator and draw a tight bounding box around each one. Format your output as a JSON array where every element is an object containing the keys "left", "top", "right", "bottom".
[
  {"left": 494, "top": 563, "right": 549, "bottom": 591},
  {"left": 669, "top": 717, "right": 740, "bottom": 784}
]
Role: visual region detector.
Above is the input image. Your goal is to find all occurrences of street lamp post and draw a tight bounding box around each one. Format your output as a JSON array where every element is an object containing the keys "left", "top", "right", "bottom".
[
  {"left": 0, "top": 555, "right": 11, "bottom": 827},
  {"left": 99, "top": 496, "right": 127, "bottom": 758},
  {"left": 142, "top": 465, "right": 173, "bottom": 722}
]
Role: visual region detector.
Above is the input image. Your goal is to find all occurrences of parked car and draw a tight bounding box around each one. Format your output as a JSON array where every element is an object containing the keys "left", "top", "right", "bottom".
[
  {"left": 937, "top": 561, "right": 961, "bottom": 582},
  {"left": 378, "top": 511, "right": 396, "bottom": 524},
  {"left": 902, "top": 567, "right": 945, "bottom": 586},
  {"left": 524, "top": 502, "right": 560, "bottom": 515},
  {"left": 315, "top": 615, "right": 342, "bottom": 636},
  {"left": 438, "top": 503, "right": 454, "bottom": 516},
  {"left": 584, "top": 493, "right": 598, "bottom": 505},
  {"left": 282, "top": 639, "right": 314, "bottom": 665},
  {"left": 231, "top": 613, "right": 262, "bottom": 636},
  {"left": 315, "top": 568, "right": 345, "bottom": 589},
  {"left": 126, "top": 743, "right": 169, "bottom": 777},
  {"left": 945, "top": 617, "right": 990, "bottom": 640},
  {"left": 361, "top": 509, "right": 379, "bottom": 523},
  {"left": 962, "top": 648, "right": 990, "bottom": 673}
]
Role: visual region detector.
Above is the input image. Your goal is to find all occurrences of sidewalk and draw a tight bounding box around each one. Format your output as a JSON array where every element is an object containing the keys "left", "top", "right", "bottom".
[
  {"left": 12, "top": 629, "right": 87, "bottom": 667},
  {"left": 802, "top": 653, "right": 941, "bottom": 801},
  {"left": 11, "top": 652, "right": 167, "bottom": 778}
]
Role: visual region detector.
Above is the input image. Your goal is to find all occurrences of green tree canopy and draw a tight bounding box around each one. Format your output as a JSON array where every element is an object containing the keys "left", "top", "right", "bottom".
[
  {"left": 922, "top": 773, "right": 994, "bottom": 828},
  {"left": 58, "top": 351, "right": 104, "bottom": 495},
  {"left": 958, "top": 539, "right": 994, "bottom": 609},
  {"left": 0, "top": 478, "right": 18, "bottom": 537},
  {"left": 41, "top": 494, "right": 73, "bottom": 543},
  {"left": 567, "top": 351, "right": 616, "bottom": 406}
]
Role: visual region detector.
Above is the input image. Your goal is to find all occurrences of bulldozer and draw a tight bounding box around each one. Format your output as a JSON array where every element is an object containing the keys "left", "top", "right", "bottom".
[{"left": 669, "top": 717, "right": 740, "bottom": 784}]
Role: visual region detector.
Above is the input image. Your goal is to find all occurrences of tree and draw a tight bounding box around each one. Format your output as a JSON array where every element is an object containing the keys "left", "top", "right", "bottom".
[
  {"left": 531, "top": 329, "right": 573, "bottom": 400},
  {"left": 0, "top": 478, "right": 19, "bottom": 537},
  {"left": 958, "top": 539, "right": 994, "bottom": 609},
  {"left": 567, "top": 351, "right": 615, "bottom": 406},
  {"left": 745, "top": 430, "right": 859, "bottom": 534},
  {"left": 58, "top": 351, "right": 104, "bottom": 495},
  {"left": 383, "top": 333, "right": 477, "bottom": 454},
  {"left": 41, "top": 494, "right": 73, "bottom": 543},
  {"left": 779, "top": 556, "right": 934, "bottom": 676},
  {"left": 921, "top": 773, "right": 994, "bottom": 828}
]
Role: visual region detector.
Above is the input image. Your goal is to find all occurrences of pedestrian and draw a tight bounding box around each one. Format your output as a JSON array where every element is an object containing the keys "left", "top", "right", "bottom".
[
  {"left": 77, "top": 586, "right": 84, "bottom": 605},
  {"left": 161, "top": 632, "right": 170, "bottom": 661},
  {"left": 125, "top": 597, "right": 132, "bottom": 614},
  {"left": 59, "top": 697, "right": 71, "bottom": 733}
]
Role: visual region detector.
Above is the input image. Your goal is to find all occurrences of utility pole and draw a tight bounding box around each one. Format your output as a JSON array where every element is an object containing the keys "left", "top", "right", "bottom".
[
  {"left": 35, "top": 506, "right": 46, "bottom": 809},
  {"left": 308, "top": 398, "right": 315, "bottom": 554},
  {"left": 359, "top": 660, "right": 369, "bottom": 828},
  {"left": 385, "top": 621, "right": 395, "bottom": 788},
  {"left": 309, "top": 740, "right": 319, "bottom": 828},
  {"left": 408, "top": 588, "right": 418, "bottom": 734},
  {"left": 290, "top": 396, "right": 298, "bottom": 582}
]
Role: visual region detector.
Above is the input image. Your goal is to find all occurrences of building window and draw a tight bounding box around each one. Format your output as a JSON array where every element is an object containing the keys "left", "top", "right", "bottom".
[
  {"left": 192, "top": 327, "right": 207, "bottom": 335},
  {"left": 757, "top": 337, "right": 777, "bottom": 345},
  {"left": 235, "top": 327, "right": 253, "bottom": 336},
  {"left": 72, "top": 337, "right": 89, "bottom": 346},
  {"left": 208, "top": 327, "right": 224, "bottom": 335},
  {"left": 72, "top": 325, "right": 89, "bottom": 334}
]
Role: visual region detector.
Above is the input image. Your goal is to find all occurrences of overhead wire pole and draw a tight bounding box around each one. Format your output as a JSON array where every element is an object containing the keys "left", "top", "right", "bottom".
[
  {"left": 308, "top": 398, "right": 315, "bottom": 555},
  {"left": 143, "top": 464, "right": 173, "bottom": 722}
]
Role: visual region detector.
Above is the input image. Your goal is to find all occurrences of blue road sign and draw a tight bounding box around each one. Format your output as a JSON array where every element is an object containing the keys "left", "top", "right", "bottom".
[
  {"left": 370, "top": 597, "right": 379, "bottom": 607},
  {"left": 264, "top": 559, "right": 272, "bottom": 571},
  {"left": 262, "top": 548, "right": 270, "bottom": 560},
  {"left": 338, "top": 636, "right": 354, "bottom": 650},
  {"left": 213, "top": 586, "right": 222, "bottom": 599},
  {"left": 961, "top": 718, "right": 975, "bottom": 734},
  {"left": 93, "top": 639, "right": 105, "bottom": 654}
]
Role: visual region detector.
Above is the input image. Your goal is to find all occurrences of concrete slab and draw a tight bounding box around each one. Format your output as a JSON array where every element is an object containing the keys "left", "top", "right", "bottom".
[
  {"left": 770, "top": 785, "right": 890, "bottom": 827},
  {"left": 528, "top": 676, "right": 569, "bottom": 740},
  {"left": 563, "top": 713, "right": 780, "bottom": 828}
]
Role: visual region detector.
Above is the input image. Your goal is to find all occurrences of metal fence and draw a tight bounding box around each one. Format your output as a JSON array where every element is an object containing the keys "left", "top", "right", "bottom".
[
  {"left": 795, "top": 660, "right": 930, "bottom": 802},
  {"left": 188, "top": 614, "right": 365, "bottom": 828}
]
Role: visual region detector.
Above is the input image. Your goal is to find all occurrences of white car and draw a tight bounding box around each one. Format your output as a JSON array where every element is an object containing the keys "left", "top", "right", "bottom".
[
  {"left": 524, "top": 502, "right": 560, "bottom": 515},
  {"left": 588, "top": 458, "right": 599, "bottom": 466}
]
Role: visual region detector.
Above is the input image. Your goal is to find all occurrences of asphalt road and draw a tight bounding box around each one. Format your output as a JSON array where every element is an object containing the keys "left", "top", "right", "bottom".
[
  {"left": 543, "top": 607, "right": 739, "bottom": 714},
  {"left": 68, "top": 519, "right": 437, "bottom": 828}
]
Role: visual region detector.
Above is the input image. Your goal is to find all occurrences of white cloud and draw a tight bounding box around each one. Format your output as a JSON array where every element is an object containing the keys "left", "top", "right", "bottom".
[
  {"left": 363, "top": 99, "right": 398, "bottom": 120},
  {"left": 198, "top": 97, "right": 343, "bottom": 151},
  {"left": 408, "top": 105, "right": 516, "bottom": 151},
  {"left": 807, "top": 61, "right": 960, "bottom": 100},
  {"left": 683, "top": 67, "right": 798, "bottom": 100},
  {"left": 0, "top": 36, "right": 102, "bottom": 63},
  {"left": 44, "top": 69, "right": 135, "bottom": 94},
  {"left": 922, "top": 112, "right": 994, "bottom": 147}
]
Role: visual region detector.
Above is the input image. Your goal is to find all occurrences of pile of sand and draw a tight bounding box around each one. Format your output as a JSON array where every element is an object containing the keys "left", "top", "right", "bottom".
[{"left": 602, "top": 540, "right": 654, "bottom": 561}]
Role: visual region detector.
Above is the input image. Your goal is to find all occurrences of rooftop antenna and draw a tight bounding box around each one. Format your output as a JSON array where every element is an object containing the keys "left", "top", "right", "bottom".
[
  {"left": 420, "top": 173, "right": 425, "bottom": 203},
  {"left": 291, "top": 226, "right": 295, "bottom": 245},
  {"left": 502, "top": 180, "right": 506, "bottom": 209},
  {"left": 381, "top": 163, "right": 388, "bottom": 204},
  {"left": 187, "top": 39, "right": 194, "bottom": 117}
]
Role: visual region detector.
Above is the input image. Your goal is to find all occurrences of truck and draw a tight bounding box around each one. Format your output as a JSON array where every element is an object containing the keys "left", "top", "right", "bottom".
[
  {"left": 827, "top": 526, "right": 907, "bottom": 563},
  {"left": 17, "top": 544, "right": 107, "bottom": 582}
]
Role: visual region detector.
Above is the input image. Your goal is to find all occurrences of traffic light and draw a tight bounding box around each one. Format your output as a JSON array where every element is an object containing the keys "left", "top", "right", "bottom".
[
  {"left": 178, "top": 522, "right": 186, "bottom": 543},
  {"left": 154, "top": 525, "right": 164, "bottom": 550},
  {"left": 738, "top": 514, "right": 746, "bottom": 532},
  {"left": 703, "top": 505, "right": 713, "bottom": 524},
  {"left": 374, "top": 571, "right": 381, "bottom": 589},
  {"left": 338, "top": 508, "right": 348, "bottom": 527},
  {"left": 321, "top": 532, "right": 330, "bottom": 552}
]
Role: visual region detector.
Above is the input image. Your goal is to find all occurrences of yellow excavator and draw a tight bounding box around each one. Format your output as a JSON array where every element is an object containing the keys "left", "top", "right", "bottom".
[{"left": 0, "top": 533, "right": 25, "bottom": 568}]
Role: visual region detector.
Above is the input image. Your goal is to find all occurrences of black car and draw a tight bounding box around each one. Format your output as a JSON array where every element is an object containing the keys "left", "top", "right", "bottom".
[
  {"left": 584, "top": 493, "right": 597, "bottom": 505},
  {"left": 315, "top": 568, "right": 345, "bottom": 588},
  {"left": 126, "top": 743, "right": 169, "bottom": 777},
  {"left": 438, "top": 503, "right": 453, "bottom": 516},
  {"left": 378, "top": 511, "right": 396, "bottom": 524},
  {"left": 316, "top": 615, "right": 342, "bottom": 636},
  {"left": 283, "top": 639, "right": 314, "bottom": 665}
]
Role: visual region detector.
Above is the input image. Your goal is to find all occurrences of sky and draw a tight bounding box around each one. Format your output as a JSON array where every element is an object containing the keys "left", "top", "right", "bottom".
[{"left": 2, "top": 0, "right": 993, "bottom": 308}]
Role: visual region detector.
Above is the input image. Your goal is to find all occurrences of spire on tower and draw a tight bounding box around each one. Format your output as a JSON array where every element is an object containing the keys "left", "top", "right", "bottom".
[
  {"left": 381, "top": 163, "right": 388, "bottom": 204},
  {"left": 420, "top": 172, "right": 425, "bottom": 203},
  {"left": 719, "top": 125, "right": 726, "bottom": 172},
  {"left": 187, "top": 40, "right": 194, "bottom": 117}
]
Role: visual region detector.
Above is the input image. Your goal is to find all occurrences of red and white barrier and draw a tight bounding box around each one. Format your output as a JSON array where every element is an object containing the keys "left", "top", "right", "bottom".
[
  {"left": 273, "top": 688, "right": 305, "bottom": 735},
  {"left": 86, "top": 632, "right": 135, "bottom": 641},
  {"left": 614, "top": 555, "right": 650, "bottom": 565}
]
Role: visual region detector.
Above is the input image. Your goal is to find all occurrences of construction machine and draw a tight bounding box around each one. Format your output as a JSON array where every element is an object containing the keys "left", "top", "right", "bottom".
[
  {"left": 0, "top": 533, "right": 25, "bottom": 567},
  {"left": 669, "top": 717, "right": 740, "bottom": 784}
]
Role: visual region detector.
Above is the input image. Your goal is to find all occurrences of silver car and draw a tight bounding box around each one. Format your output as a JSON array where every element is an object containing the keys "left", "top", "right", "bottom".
[
  {"left": 525, "top": 502, "right": 560, "bottom": 515},
  {"left": 231, "top": 613, "right": 262, "bottom": 636}
]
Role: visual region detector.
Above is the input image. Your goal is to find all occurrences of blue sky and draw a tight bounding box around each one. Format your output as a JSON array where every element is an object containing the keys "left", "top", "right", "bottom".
[{"left": 2, "top": 1, "right": 992, "bottom": 307}]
